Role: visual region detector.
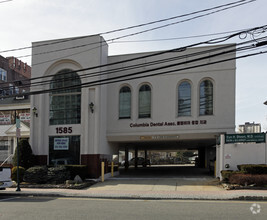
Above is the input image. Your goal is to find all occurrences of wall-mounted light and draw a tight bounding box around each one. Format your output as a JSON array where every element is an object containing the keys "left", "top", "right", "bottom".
[
  {"left": 225, "top": 164, "right": 230, "bottom": 169},
  {"left": 32, "top": 107, "right": 38, "bottom": 117},
  {"left": 89, "top": 102, "right": 94, "bottom": 113}
]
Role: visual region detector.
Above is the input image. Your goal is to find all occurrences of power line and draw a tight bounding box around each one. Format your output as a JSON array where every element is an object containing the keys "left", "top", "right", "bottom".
[
  {"left": 2, "top": 40, "right": 266, "bottom": 98},
  {"left": 105, "top": 0, "right": 256, "bottom": 43},
  {"left": 0, "top": 0, "right": 12, "bottom": 4},
  {"left": 27, "top": 0, "right": 257, "bottom": 64},
  {"left": 17, "top": 25, "right": 267, "bottom": 81},
  {"left": 13, "top": 44, "right": 238, "bottom": 91},
  {"left": 100, "top": 0, "right": 254, "bottom": 36},
  {"left": 1, "top": 24, "right": 266, "bottom": 92},
  {"left": 16, "top": 44, "right": 245, "bottom": 90},
  {"left": 0, "top": 30, "right": 240, "bottom": 88},
  {"left": 112, "top": 29, "right": 251, "bottom": 43},
  {"left": 79, "top": 50, "right": 267, "bottom": 89},
  {"left": 26, "top": 0, "right": 258, "bottom": 66},
  {"left": 0, "top": 0, "right": 256, "bottom": 58}
]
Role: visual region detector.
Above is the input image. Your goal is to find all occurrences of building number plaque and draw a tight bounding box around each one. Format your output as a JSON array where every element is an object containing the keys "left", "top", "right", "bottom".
[{"left": 55, "top": 127, "right": 73, "bottom": 134}]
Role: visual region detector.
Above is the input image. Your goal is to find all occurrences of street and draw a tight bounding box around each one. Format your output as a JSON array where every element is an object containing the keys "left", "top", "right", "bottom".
[{"left": 0, "top": 196, "right": 266, "bottom": 220}]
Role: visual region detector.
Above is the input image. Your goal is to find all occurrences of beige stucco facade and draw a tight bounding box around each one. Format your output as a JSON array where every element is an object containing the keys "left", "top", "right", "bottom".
[{"left": 30, "top": 35, "right": 236, "bottom": 177}]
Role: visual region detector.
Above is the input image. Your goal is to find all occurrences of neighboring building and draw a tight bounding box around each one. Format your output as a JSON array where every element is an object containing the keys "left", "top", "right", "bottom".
[
  {"left": 30, "top": 35, "right": 236, "bottom": 178},
  {"left": 0, "top": 55, "right": 31, "bottom": 97},
  {"left": 6, "top": 57, "right": 31, "bottom": 79},
  {"left": 216, "top": 133, "right": 267, "bottom": 180},
  {"left": 238, "top": 122, "right": 261, "bottom": 133},
  {"left": 0, "top": 96, "right": 30, "bottom": 164},
  {"left": 0, "top": 56, "right": 31, "bottom": 164}
]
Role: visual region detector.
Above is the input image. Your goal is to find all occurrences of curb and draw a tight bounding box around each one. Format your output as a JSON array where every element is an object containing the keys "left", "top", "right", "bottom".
[{"left": 2, "top": 191, "right": 267, "bottom": 201}]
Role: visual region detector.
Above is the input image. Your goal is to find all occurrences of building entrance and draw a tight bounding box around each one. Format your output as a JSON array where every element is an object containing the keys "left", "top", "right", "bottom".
[{"left": 118, "top": 138, "right": 217, "bottom": 178}]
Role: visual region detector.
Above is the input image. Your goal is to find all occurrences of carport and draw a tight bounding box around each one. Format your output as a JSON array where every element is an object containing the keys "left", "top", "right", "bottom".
[{"left": 112, "top": 133, "right": 218, "bottom": 178}]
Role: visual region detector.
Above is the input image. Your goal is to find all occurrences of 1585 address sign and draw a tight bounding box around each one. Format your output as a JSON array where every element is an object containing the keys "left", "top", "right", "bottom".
[{"left": 56, "top": 127, "right": 72, "bottom": 134}]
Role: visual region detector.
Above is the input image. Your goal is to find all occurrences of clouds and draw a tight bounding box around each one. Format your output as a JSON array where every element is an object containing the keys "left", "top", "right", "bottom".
[{"left": 0, "top": 0, "right": 266, "bottom": 130}]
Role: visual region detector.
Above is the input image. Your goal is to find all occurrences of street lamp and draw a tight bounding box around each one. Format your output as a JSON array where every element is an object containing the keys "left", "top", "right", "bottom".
[
  {"left": 89, "top": 102, "right": 94, "bottom": 113},
  {"left": 32, "top": 107, "right": 38, "bottom": 117}
]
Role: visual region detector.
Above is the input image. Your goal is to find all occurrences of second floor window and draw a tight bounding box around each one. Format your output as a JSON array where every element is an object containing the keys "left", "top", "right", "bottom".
[
  {"left": 0, "top": 68, "right": 7, "bottom": 81},
  {"left": 49, "top": 69, "right": 81, "bottom": 125},
  {"left": 139, "top": 84, "right": 151, "bottom": 118},
  {"left": 178, "top": 81, "right": 191, "bottom": 116},
  {"left": 119, "top": 86, "right": 131, "bottom": 119},
  {"left": 199, "top": 79, "right": 213, "bottom": 115}
]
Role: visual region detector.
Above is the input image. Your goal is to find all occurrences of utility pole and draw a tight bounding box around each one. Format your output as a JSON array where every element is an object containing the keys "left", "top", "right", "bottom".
[{"left": 16, "top": 117, "right": 21, "bottom": 192}]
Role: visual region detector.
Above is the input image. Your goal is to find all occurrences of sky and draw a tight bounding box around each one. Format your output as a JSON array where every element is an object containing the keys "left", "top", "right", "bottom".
[{"left": 0, "top": 0, "right": 266, "bottom": 131}]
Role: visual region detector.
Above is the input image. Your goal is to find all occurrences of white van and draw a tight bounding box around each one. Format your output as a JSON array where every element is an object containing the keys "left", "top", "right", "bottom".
[{"left": 0, "top": 167, "right": 13, "bottom": 190}]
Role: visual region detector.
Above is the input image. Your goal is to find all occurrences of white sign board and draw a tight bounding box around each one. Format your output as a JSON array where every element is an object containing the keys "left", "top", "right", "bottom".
[
  {"left": 0, "top": 115, "right": 11, "bottom": 125},
  {"left": 54, "top": 138, "right": 69, "bottom": 150},
  {"left": 19, "top": 113, "right": 31, "bottom": 123}
]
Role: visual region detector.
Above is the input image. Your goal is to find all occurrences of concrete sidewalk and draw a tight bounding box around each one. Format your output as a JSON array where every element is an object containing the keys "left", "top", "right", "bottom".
[{"left": 2, "top": 176, "right": 267, "bottom": 201}]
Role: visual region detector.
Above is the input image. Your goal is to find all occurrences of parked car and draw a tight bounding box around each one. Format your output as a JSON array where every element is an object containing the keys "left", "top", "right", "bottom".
[
  {"left": 188, "top": 156, "right": 198, "bottom": 164},
  {"left": 122, "top": 157, "right": 150, "bottom": 167},
  {"left": 0, "top": 167, "right": 13, "bottom": 190}
]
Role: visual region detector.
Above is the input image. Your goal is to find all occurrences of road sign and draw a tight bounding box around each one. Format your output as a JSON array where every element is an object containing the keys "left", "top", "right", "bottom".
[
  {"left": 16, "top": 128, "right": 21, "bottom": 138},
  {"left": 225, "top": 133, "right": 266, "bottom": 144},
  {"left": 16, "top": 118, "right": 20, "bottom": 128}
]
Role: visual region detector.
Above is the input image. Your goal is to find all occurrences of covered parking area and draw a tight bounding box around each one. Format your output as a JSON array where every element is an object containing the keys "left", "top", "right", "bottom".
[{"left": 112, "top": 133, "right": 218, "bottom": 178}]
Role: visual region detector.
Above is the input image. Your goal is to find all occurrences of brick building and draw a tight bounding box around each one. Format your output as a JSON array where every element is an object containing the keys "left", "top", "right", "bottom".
[
  {"left": 0, "top": 56, "right": 31, "bottom": 164},
  {"left": 0, "top": 56, "right": 31, "bottom": 96}
]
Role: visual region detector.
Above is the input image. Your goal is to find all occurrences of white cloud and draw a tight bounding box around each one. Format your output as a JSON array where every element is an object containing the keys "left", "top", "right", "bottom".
[{"left": 0, "top": 0, "right": 267, "bottom": 129}]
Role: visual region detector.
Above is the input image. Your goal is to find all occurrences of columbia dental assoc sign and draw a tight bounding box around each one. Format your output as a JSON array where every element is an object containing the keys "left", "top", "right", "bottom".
[
  {"left": 54, "top": 138, "right": 69, "bottom": 150},
  {"left": 130, "top": 120, "right": 207, "bottom": 128},
  {"left": 225, "top": 133, "right": 266, "bottom": 144}
]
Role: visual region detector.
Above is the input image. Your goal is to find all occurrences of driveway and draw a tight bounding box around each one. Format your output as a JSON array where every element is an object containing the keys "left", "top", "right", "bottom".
[{"left": 89, "top": 165, "right": 223, "bottom": 193}]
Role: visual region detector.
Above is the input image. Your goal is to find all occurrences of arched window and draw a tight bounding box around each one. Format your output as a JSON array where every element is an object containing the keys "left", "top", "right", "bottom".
[
  {"left": 178, "top": 81, "right": 191, "bottom": 116},
  {"left": 50, "top": 69, "right": 81, "bottom": 125},
  {"left": 139, "top": 84, "right": 151, "bottom": 118},
  {"left": 199, "top": 80, "right": 213, "bottom": 115},
  {"left": 119, "top": 86, "right": 131, "bottom": 119}
]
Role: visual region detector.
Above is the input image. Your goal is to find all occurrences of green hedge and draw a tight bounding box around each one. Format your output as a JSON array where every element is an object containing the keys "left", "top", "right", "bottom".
[
  {"left": 11, "top": 166, "right": 25, "bottom": 182},
  {"left": 229, "top": 174, "right": 267, "bottom": 186},
  {"left": 47, "top": 166, "right": 70, "bottom": 184},
  {"left": 64, "top": 165, "right": 88, "bottom": 180},
  {"left": 23, "top": 166, "right": 48, "bottom": 184},
  {"left": 221, "top": 170, "right": 244, "bottom": 182},
  {"left": 237, "top": 164, "right": 267, "bottom": 174}
]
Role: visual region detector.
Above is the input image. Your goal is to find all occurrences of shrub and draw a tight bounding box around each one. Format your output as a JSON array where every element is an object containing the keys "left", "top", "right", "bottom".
[
  {"left": 221, "top": 170, "right": 233, "bottom": 181},
  {"left": 12, "top": 139, "right": 36, "bottom": 169},
  {"left": 23, "top": 166, "right": 48, "bottom": 184},
  {"left": 65, "top": 165, "right": 88, "bottom": 180},
  {"left": 11, "top": 166, "right": 25, "bottom": 182},
  {"left": 229, "top": 174, "right": 267, "bottom": 186},
  {"left": 47, "top": 166, "right": 70, "bottom": 184},
  {"left": 221, "top": 170, "right": 244, "bottom": 182},
  {"left": 237, "top": 164, "right": 267, "bottom": 174}
]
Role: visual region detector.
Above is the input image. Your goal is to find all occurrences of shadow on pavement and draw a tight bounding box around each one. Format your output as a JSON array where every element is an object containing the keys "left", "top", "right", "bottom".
[
  {"left": 89, "top": 165, "right": 221, "bottom": 190},
  {"left": 118, "top": 165, "right": 213, "bottom": 178}
]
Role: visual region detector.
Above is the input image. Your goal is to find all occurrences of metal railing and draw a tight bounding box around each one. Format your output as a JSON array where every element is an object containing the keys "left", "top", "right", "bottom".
[{"left": 0, "top": 154, "right": 13, "bottom": 167}]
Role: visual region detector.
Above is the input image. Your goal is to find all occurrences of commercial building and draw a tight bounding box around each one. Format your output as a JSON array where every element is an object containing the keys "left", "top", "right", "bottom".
[
  {"left": 0, "top": 56, "right": 31, "bottom": 164},
  {"left": 0, "top": 55, "right": 31, "bottom": 96},
  {"left": 30, "top": 35, "right": 236, "bottom": 177}
]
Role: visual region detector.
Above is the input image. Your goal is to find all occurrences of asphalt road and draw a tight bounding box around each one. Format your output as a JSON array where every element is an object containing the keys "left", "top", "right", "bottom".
[{"left": 0, "top": 196, "right": 267, "bottom": 220}]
